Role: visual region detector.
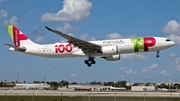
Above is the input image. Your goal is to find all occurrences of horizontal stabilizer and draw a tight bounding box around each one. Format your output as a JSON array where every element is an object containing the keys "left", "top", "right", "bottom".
[{"left": 3, "top": 43, "right": 26, "bottom": 52}]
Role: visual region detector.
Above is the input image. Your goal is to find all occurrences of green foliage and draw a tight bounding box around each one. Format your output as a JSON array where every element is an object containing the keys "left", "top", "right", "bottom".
[
  {"left": 14, "top": 98, "right": 26, "bottom": 101},
  {"left": 51, "top": 99, "right": 59, "bottom": 101},
  {"left": 174, "top": 83, "right": 180, "bottom": 88},
  {"left": 116, "top": 80, "right": 127, "bottom": 87},
  {"left": 104, "top": 81, "right": 115, "bottom": 87},
  {"left": 71, "top": 82, "right": 78, "bottom": 84},
  {"left": 125, "top": 86, "right": 131, "bottom": 90},
  {"left": 41, "top": 80, "right": 70, "bottom": 88},
  {"left": 51, "top": 99, "right": 63, "bottom": 101},
  {"left": 89, "top": 80, "right": 101, "bottom": 84},
  {"left": 145, "top": 83, "right": 150, "bottom": 86}
]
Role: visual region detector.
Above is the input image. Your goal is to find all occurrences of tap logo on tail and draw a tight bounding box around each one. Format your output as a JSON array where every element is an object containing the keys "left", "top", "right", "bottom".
[{"left": 6, "top": 26, "right": 28, "bottom": 47}]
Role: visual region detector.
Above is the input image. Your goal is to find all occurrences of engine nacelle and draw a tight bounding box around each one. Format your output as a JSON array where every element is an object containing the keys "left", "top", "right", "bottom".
[
  {"left": 103, "top": 55, "right": 120, "bottom": 61},
  {"left": 101, "top": 45, "right": 118, "bottom": 55}
]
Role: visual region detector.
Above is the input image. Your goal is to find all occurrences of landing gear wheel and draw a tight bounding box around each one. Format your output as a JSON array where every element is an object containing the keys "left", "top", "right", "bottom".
[
  {"left": 84, "top": 60, "right": 88, "bottom": 64},
  {"left": 92, "top": 60, "right": 96, "bottom": 64},
  {"left": 156, "top": 51, "right": 160, "bottom": 58},
  {"left": 84, "top": 57, "right": 96, "bottom": 67},
  {"left": 87, "top": 63, "right": 91, "bottom": 67},
  {"left": 156, "top": 54, "right": 159, "bottom": 58}
]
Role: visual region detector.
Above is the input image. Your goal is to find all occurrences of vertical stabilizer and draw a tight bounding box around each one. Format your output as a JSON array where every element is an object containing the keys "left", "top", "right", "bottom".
[{"left": 6, "top": 26, "right": 37, "bottom": 47}]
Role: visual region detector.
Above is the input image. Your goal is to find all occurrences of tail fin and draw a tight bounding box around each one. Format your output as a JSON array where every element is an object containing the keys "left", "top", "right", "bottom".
[
  {"left": 155, "top": 86, "right": 159, "bottom": 91},
  {"left": 6, "top": 25, "right": 37, "bottom": 47}
]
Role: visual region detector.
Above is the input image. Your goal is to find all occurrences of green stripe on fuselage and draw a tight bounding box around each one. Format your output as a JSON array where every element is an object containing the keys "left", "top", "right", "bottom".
[
  {"left": 131, "top": 38, "right": 144, "bottom": 52},
  {"left": 6, "top": 26, "right": 14, "bottom": 42}
]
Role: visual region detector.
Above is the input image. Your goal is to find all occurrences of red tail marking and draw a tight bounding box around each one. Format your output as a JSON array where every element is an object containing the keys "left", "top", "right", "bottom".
[{"left": 13, "top": 26, "right": 28, "bottom": 47}]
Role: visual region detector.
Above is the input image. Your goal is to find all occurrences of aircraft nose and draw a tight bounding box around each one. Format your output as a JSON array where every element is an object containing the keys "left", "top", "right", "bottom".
[
  {"left": 170, "top": 41, "right": 175, "bottom": 46},
  {"left": 172, "top": 41, "right": 175, "bottom": 46}
]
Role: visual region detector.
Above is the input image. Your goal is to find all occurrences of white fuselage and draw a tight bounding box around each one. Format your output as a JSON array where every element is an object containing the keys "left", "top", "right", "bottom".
[{"left": 15, "top": 37, "right": 174, "bottom": 58}]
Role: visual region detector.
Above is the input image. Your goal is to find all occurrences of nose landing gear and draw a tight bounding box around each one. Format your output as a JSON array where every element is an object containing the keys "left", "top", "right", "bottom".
[
  {"left": 156, "top": 51, "right": 160, "bottom": 58},
  {"left": 84, "top": 57, "right": 96, "bottom": 67}
]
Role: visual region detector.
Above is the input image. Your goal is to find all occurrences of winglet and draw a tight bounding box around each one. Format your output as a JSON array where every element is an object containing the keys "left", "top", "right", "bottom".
[{"left": 45, "top": 26, "right": 52, "bottom": 31}]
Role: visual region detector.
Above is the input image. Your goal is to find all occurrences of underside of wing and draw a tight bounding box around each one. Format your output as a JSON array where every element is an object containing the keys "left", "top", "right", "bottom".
[{"left": 45, "top": 26, "right": 101, "bottom": 53}]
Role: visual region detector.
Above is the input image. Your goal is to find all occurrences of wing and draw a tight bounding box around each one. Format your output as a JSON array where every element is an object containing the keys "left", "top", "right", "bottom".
[{"left": 45, "top": 26, "right": 101, "bottom": 53}]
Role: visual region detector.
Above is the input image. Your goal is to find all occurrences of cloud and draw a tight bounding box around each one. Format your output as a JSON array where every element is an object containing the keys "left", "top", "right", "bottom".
[
  {"left": 32, "top": 28, "right": 44, "bottom": 36},
  {"left": 169, "top": 57, "right": 180, "bottom": 66},
  {"left": 142, "top": 63, "right": 160, "bottom": 73},
  {"left": 13, "top": 69, "right": 19, "bottom": 73},
  {"left": 35, "top": 36, "right": 43, "bottom": 43},
  {"left": 57, "top": 23, "right": 80, "bottom": 33},
  {"left": 162, "top": 20, "right": 180, "bottom": 44},
  {"left": 0, "top": 0, "right": 8, "bottom": 2},
  {"left": 70, "top": 74, "right": 78, "bottom": 78},
  {"left": 157, "top": 70, "right": 170, "bottom": 76},
  {"left": 166, "top": 34, "right": 180, "bottom": 44},
  {"left": 80, "top": 33, "right": 96, "bottom": 41},
  {"left": 8, "top": 60, "right": 13, "bottom": 64},
  {"left": 0, "top": 10, "right": 8, "bottom": 19},
  {"left": 59, "top": 38, "right": 67, "bottom": 43},
  {"left": 174, "top": 65, "right": 180, "bottom": 71},
  {"left": 28, "top": 9, "right": 35, "bottom": 15},
  {"left": 32, "top": 28, "right": 44, "bottom": 43},
  {"left": 47, "top": 67, "right": 54, "bottom": 70},
  {"left": 68, "top": 33, "right": 75, "bottom": 37},
  {"left": 169, "top": 57, "right": 180, "bottom": 71},
  {"left": 41, "top": 0, "right": 92, "bottom": 22},
  {"left": 169, "top": 52, "right": 177, "bottom": 58},
  {"left": 119, "top": 67, "right": 128, "bottom": 70},
  {"left": 121, "top": 53, "right": 149, "bottom": 62},
  {"left": 120, "top": 74, "right": 125, "bottom": 78},
  {"left": 3, "top": 16, "right": 18, "bottom": 26},
  {"left": 162, "top": 20, "right": 180, "bottom": 35},
  {"left": 139, "top": 21, "right": 150, "bottom": 24},
  {"left": 106, "top": 32, "right": 136, "bottom": 39},
  {"left": 119, "top": 67, "right": 137, "bottom": 78}
]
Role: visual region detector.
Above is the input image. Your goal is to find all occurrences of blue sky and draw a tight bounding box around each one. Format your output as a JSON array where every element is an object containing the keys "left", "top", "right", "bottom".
[{"left": 0, "top": 0, "right": 180, "bottom": 84}]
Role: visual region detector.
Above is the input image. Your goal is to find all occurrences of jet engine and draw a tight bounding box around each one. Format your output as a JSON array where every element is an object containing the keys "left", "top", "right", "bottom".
[
  {"left": 101, "top": 45, "right": 118, "bottom": 55},
  {"left": 102, "top": 55, "right": 120, "bottom": 61}
]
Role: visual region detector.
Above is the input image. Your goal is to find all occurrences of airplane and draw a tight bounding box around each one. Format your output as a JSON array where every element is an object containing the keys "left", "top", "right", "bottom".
[
  {"left": 3, "top": 25, "right": 175, "bottom": 67},
  {"left": 110, "top": 87, "right": 126, "bottom": 91}
]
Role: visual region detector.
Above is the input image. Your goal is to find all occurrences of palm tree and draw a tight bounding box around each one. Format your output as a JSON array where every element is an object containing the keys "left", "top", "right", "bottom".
[
  {"left": 0, "top": 81, "right": 3, "bottom": 87},
  {"left": 12, "top": 81, "right": 14, "bottom": 86}
]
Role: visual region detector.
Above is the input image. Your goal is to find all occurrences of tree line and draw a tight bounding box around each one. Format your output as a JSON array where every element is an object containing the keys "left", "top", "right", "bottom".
[{"left": 32, "top": 80, "right": 128, "bottom": 88}]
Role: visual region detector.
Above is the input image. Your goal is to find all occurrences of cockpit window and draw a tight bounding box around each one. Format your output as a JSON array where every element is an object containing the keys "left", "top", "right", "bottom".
[{"left": 166, "top": 39, "right": 171, "bottom": 41}]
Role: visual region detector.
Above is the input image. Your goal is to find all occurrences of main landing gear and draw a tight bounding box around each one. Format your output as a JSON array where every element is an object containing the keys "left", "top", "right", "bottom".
[
  {"left": 156, "top": 51, "right": 160, "bottom": 58},
  {"left": 84, "top": 57, "right": 96, "bottom": 67}
]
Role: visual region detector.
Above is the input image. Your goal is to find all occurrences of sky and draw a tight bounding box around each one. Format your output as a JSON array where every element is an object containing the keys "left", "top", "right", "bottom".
[{"left": 0, "top": 0, "right": 180, "bottom": 84}]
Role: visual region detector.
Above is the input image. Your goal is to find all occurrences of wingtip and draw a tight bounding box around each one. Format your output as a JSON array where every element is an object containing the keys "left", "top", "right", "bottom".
[{"left": 45, "top": 26, "right": 52, "bottom": 31}]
